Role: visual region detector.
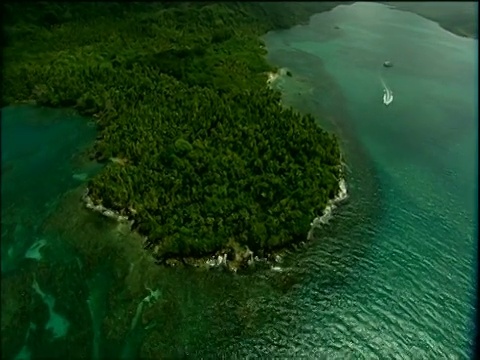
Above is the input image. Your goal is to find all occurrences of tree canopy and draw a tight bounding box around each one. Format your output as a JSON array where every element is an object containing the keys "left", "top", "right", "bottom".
[{"left": 3, "top": 2, "right": 343, "bottom": 261}]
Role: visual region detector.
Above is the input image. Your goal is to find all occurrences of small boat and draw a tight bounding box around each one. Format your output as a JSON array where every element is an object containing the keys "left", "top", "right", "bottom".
[
  {"left": 383, "top": 61, "right": 393, "bottom": 68},
  {"left": 383, "top": 88, "right": 393, "bottom": 106}
]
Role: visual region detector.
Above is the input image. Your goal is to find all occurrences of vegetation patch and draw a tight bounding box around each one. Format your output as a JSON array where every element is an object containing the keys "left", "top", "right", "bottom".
[{"left": 3, "top": 2, "right": 344, "bottom": 264}]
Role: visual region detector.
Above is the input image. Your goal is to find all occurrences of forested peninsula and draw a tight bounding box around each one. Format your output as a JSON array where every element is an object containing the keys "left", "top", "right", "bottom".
[{"left": 3, "top": 2, "right": 346, "bottom": 269}]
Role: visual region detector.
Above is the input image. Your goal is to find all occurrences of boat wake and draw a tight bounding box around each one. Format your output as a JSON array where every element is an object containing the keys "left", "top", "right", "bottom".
[{"left": 380, "top": 77, "right": 393, "bottom": 106}]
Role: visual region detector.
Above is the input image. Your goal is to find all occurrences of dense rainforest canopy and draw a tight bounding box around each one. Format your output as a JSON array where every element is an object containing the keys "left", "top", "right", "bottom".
[{"left": 3, "top": 2, "right": 344, "bottom": 262}]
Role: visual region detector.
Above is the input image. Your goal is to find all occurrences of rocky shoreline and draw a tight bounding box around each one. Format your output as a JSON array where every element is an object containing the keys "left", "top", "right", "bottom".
[
  {"left": 80, "top": 70, "right": 348, "bottom": 273},
  {"left": 81, "top": 171, "right": 348, "bottom": 273},
  {"left": 82, "top": 188, "right": 131, "bottom": 224}
]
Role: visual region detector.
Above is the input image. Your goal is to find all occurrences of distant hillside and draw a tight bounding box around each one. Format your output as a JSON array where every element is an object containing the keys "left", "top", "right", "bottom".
[{"left": 384, "top": 2, "right": 477, "bottom": 39}]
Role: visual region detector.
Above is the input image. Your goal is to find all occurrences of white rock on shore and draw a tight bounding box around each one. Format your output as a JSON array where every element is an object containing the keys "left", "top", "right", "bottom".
[
  {"left": 82, "top": 172, "right": 348, "bottom": 271},
  {"left": 308, "top": 177, "right": 348, "bottom": 240},
  {"left": 82, "top": 188, "right": 130, "bottom": 223},
  {"left": 266, "top": 71, "right": 280, "bottom": 86}
]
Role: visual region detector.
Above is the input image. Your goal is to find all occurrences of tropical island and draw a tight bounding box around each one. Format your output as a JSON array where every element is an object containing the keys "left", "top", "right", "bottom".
[{"left": 3, "top": 2, "right": 346, "bottom": 270}]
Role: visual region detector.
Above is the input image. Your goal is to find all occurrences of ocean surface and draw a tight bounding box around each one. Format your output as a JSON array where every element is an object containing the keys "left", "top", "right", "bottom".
[{"left": 1, "top": 2, "right": 477, "bottom": 359}]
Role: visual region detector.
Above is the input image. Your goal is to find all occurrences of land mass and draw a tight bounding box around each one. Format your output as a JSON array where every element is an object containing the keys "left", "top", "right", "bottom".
[
  {"left": 384, "top": 2, "right": 477, "bottom": 39},
  {"left": 3, "top": 2, "right": 346, "bottom": 269}
]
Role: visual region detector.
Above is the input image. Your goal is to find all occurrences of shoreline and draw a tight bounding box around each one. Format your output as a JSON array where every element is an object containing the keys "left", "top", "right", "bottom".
[
  {"left": 4, "top": 5, "right": 349, "bottom": 274},
  {"left": 81, "top": 68, "right": 348, "bottom": 272},
  {"left": 80, "top": 68, "right": 349, "bottom": 273},
  {"left": 7, "top": 58, "right": 348, "bottom": 274},
  {"left": 7, "top": 47, "right": 349, "bottom": 273},
  {"left": 82, "top": 174, "right": 347, "bottom": 272}
]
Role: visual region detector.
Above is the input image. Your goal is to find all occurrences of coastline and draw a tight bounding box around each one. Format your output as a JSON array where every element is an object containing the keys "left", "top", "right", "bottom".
[
  {"left": 81, "top": 175, "right": 348, "bottom": 272},
  {"left": 81, "top": 69, "right": 348, "bottom": 272},
  {"left": 4, "top": 3, "right": 349, "bottom": 274}
]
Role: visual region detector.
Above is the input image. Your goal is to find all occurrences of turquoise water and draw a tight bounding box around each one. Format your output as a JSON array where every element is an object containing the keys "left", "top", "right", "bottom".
[
  {"left": 263, "top": 2, "right": 477, "bottom": 357},
  {"left": 1, "top": 105, "right": 101, "bottom": 358},
  {"left": 1, "top": 3, "right": 477, "bottom": 359}
]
